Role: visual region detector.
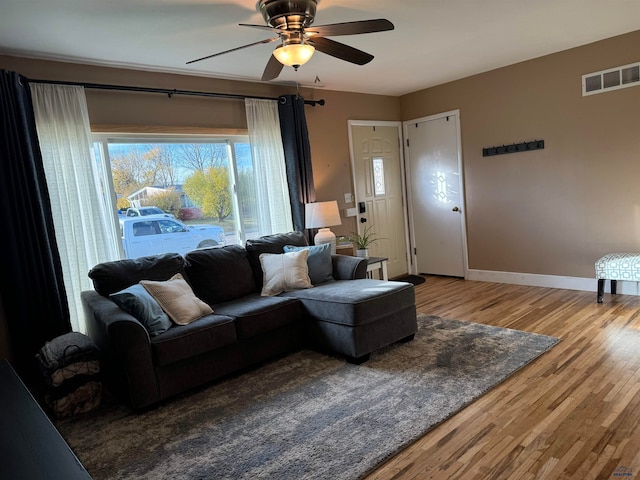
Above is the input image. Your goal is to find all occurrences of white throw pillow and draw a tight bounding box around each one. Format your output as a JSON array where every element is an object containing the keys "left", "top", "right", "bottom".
[{"left": 259, "top": 250, "right": 312, "bottom": 296}]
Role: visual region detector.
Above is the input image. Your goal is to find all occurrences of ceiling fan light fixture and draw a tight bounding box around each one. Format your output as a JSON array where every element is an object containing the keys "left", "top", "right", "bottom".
[{"left": 273, "top": 43, "right": 315, "bottom": 67}]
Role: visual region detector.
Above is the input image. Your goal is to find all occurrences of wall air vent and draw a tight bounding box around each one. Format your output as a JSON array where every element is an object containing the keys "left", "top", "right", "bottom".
[{"left": 582, "top": 61, "right": 640, "bottom": 96}]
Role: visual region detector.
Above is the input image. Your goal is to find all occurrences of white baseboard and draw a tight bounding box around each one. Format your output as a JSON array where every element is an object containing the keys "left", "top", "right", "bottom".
[{"left": 466, "top": 269, "right": 640, "bottom": 296}]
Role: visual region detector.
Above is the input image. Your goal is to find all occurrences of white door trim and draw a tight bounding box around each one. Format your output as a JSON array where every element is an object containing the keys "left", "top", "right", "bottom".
[
  {"left": 402, "top": 110, "right": 469, "bottom": 278},
  {"left": 348, "top": 120, "right": 411, "bottom": 276}
]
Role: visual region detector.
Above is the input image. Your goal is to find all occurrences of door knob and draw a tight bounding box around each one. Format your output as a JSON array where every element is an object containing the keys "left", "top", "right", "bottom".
[
  {"left": 452, "top": 206, "right": 460, "bottom": 212},
  {"left": 360, "top": 217, "right": 367, "bottom": 223}
]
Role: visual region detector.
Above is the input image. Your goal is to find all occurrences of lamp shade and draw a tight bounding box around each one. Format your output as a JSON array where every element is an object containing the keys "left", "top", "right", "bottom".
[
  {"left": 305, "top": 201, "right": 342, "bottom": 229},
  {"left": 305, "top": 201, "right": 342, "bottom": 254},
  {"left": 272, "top": 44, "right": 315, "bottom": 67}
]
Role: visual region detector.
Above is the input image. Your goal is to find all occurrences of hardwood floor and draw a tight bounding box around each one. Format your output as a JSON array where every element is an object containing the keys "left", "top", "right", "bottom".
[{"left": 366, "top": 275, "right": 640, "bottom": 480}]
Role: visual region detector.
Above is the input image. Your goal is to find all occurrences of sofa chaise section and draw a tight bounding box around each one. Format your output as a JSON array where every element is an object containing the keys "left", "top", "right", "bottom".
[{"left": 282, "top": 279, "right": 417, "bottom": 363}]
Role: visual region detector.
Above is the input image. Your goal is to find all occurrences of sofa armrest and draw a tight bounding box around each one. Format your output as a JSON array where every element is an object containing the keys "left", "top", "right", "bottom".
[
  {"left": 331, "top": 254, "right": 367, "bottom": 280},
  {"left": 81, "top": 290, "right": 159, "bottom": 409}
]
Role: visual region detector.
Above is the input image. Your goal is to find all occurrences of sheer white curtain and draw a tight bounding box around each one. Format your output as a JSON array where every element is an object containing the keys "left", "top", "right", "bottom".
[
  {"left": 30, "top": 83, "right": 121, "bottom": 333},
  {"left": 245, "top": 98, "right": 293, "bottom": 235}
]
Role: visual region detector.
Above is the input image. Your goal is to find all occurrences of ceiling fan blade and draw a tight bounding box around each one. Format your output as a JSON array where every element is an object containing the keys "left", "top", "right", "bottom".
[
  {"left": 306, "top": 19, "right": 394, "bottom": 37},
  {"left": 261, "top": 54, "right": 284, "bottom": 81},
  {"left": 239, "top": 23, "right": 288, "bottom": 34},
  {"left": 186, "top": 37, "right": 279, "bottom": 64},
  {"left": 239, "top": 23, "right": 273, "bottom": 30},
  {"left": 307, "top": 36, "right": 373, "bottom": 65}
]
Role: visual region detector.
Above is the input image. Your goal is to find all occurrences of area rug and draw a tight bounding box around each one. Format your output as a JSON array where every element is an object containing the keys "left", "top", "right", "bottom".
[{"left": 55, "top": 314, "right": 559, "bottom": 480}]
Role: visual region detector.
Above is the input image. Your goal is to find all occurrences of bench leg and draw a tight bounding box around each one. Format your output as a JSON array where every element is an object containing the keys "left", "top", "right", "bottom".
[
  {"left": 399, "top": 333, "right": 415, "bottom": 343},
  {"left": 597, "top": 279, "right": 605, "bottom": 303},
  {"left": 345, "top": 353, "right": 370, "bottom": 365},
  {"left": 611, "top": 279, "right": 617, "bottom": 295}
]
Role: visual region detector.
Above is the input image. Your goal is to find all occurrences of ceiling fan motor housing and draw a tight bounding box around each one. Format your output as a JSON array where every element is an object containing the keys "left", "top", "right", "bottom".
[{"left": 259, "top": 0, "right": 317, "bottom": 31}]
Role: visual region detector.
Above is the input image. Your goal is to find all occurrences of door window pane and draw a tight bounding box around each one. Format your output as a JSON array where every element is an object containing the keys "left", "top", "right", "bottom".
[{"left": 373, "top": 158, "right": 386, "bottom": 196}]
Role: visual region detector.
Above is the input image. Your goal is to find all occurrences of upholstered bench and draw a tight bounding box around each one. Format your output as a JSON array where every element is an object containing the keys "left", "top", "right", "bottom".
[{"left": 595, "top": 253, "right": 640, "bottom": 303}]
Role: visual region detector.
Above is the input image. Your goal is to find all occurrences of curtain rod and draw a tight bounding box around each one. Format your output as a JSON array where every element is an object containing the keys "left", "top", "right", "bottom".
[{"left": 23, "top": 77, "right": 326, "bottom": 106}]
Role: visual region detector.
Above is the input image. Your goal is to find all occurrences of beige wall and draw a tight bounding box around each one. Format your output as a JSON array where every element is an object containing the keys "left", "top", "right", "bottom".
[{"left": 401, "top": 30, "right": 640, "bottom": 278}]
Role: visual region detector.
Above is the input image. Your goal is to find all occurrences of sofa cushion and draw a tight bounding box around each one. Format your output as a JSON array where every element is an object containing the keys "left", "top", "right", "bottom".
[
  {"left": 213, "top": 294, "right": 303, "bottom": 339},
  {"left": 109, "top": 284, "right": 172, "bottom": 337},
  {"left": 280, "top": 279, "right": 415, "bottom": 327},
  {"left": 259, "top": 250, "right": 312, "bottom": 296},
  {"left": 150, "top": 314, "right": 237, "bottom": 366},
  {"left": 245, "top": 231, "right": 308, "bottom": 289},
  {"left": 185, "top": 245, "right": 257, "bottom": 304},
  {"left": 88, "top": 253, "right": 187, "bottom": 297},
  {"left": 283, "top": 243, "right": 333, "bottom": 285},
  {"left": 141, "top": 273, "right": 213, "bottom": 325}
]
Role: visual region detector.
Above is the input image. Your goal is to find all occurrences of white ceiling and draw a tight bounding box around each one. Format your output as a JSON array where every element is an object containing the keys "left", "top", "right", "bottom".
[{"left": 2, "top": 0, "right": 640, "bottom": 96}]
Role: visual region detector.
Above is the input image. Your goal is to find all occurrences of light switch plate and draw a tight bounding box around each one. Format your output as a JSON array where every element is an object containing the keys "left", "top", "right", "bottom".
[{"left": 344, "top": 193, "right": 353, "bottom": 203}]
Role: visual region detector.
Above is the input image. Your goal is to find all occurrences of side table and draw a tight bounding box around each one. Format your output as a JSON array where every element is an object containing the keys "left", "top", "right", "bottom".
[
  {"left": 336, "top": 244, "right": 355, "bottom": 256},
  {"left": 366, "top": 256, "right": 389, "bottom": 281}
]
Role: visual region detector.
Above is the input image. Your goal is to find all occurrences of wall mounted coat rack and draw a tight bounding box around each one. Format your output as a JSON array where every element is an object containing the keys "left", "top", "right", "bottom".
[{"left": 482, "top": 140, "right": 544, "bottom": 157}]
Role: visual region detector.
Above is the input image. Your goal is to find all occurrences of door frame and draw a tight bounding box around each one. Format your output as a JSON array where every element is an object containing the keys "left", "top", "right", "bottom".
[
  {"left": 348, "top": 120, "right": 412, "bottom": 276},
  {"left": 402, "top": 110, "right": 469, "bottom": 277}
]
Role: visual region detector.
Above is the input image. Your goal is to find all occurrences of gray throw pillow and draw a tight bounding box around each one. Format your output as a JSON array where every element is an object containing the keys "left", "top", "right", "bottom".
[
  {"left": 283, "top": 243, "right": 334, "bottom": 285},
  {"left": 110, "top": 284, "right": 172, "bottom": 336}
]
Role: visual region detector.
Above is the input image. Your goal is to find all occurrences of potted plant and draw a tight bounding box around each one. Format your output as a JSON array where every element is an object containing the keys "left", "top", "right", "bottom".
[{"left": 349, "top": 225, "right": 380, "bottom": 258}]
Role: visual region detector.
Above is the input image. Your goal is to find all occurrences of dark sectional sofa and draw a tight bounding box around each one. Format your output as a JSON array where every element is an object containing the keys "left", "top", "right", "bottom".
[{"left": 81, "top": 231, "right": 417, "bottom": 410}]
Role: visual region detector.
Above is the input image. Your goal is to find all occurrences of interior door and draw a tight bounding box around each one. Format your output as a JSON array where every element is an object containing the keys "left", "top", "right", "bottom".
[
  {"left": 404, "top": 112, "right": 466, "bottom": 277},
  {"left": 350, "top": 122, "right": 409, "bottom": 279}
]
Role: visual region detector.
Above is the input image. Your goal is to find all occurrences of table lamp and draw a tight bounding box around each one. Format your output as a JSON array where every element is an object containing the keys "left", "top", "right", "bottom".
[{"left": 305, "top": 201, "right": 342, "bottom": 254}]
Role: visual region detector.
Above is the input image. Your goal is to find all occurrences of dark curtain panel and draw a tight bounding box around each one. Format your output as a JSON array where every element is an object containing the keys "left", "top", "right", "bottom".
[
  {"left": 0, "top": 71, "right": 70, "bottom": 382},
  {"left": 278, "top": 94, "right": 316, "bottom": 241}
]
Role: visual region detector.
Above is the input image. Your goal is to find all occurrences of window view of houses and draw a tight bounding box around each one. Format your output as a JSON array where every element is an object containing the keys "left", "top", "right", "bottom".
[{"left": 95, "top": 138, "right": 259, "bottom": 258}]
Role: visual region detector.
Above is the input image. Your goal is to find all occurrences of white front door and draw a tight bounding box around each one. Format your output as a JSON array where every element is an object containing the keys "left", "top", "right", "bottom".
[
  {"left": 404, "top": 111, "right": 467, "bottom": 277},
  {"left": 349, "top": 122, "right": 409, "bottom": 279}
]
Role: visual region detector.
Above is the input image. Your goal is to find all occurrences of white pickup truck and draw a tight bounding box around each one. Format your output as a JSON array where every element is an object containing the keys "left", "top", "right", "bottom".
[{"left": 120, "top": 215, "right": 225, "bottom": 259}]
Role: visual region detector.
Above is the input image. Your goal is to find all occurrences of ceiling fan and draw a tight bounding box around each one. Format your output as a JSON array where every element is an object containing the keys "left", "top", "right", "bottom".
[{"left": 186, "top": 0, "right": 394, "bottom": 81}]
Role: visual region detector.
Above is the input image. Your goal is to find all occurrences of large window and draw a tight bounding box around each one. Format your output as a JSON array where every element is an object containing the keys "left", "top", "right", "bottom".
[{"left": 93, "top": 134, "right": 288, "bottom": 259}]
